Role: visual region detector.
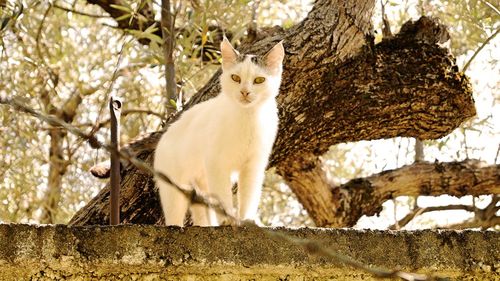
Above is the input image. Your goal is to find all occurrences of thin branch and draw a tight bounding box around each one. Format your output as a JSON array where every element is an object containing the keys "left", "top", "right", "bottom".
[
  {"left": 161, "top": 0, "right": 177, "bottom": 115},
  {"left": 446, "top": 216, "right": 500, "bottom": 230},
  {"left": 247, "top": 0, "right": 261, "bottom": 42},
  {"left": 380, "top": 0, "right": 392, "bottom": 38},
  {"left": 90, "top": 40, "right": 128, "bottom": 136},
  {"left": 389, "top": 205, "right": 476, "bottom": 230},
  {"left": 119, "top": 108, "right": 166, "bottom": 119},
  {"left": 482, "top": 195, "right": 499, "bottom": 221},
  {"left": 260, "top": 227, "right": 448, "bottom": 281},
  {"left": 415, "top": 138, "right": 424, "bottom": 162},
  {"left": 494, "top": 144, "right": 500, "bottom": 163},
  {"left": 79, "top": 108, "right": 167, "bottom": 131},
  {"left": 35, "top": 4, "right": 60, "bottom": 90},
  {"left": 53, "top": 3, "right": 109, "bottom": 18},
  {"left": 462, "top": 26, "right": 500, "bottom": 72},
  {"left": 480, "top": 0, "right": 500, "bottom": 16}
]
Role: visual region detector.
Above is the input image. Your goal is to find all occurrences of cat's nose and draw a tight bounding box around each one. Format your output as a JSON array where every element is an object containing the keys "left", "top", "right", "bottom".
[{"left": 240, "top": 90, "right": 250, "bottom": 97}]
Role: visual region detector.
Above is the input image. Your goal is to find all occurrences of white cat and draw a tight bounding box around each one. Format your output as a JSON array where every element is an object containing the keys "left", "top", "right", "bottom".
[{"left": 154, "top": 38, "right": 284, "bottom": 226}]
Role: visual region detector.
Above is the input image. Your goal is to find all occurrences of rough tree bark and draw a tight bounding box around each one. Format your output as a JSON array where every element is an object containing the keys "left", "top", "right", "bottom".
[
  {"left": 335, "top": 159, "right": 500, "bottom": 226},
  {"left": 70, "top": 0, "right": 487, "bottom": 227}
]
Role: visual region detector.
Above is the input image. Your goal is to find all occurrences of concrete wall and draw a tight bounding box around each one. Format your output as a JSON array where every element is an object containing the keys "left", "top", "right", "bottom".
[{"left": 0, "top": 224, "right": 498, "bottom": 280}]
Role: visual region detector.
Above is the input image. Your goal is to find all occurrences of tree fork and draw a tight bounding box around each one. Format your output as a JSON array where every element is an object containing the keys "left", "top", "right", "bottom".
[{"left": 277, "top": 154, "right": 339, "bottom": 227}]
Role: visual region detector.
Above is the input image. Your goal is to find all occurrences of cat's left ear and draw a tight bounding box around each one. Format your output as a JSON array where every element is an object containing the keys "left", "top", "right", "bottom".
[
  {"left": 263, "top": 41, "right": 285, "bottom": 74},
  {"left": 221, "top": 37, "right": 239, "bottom": 69}
]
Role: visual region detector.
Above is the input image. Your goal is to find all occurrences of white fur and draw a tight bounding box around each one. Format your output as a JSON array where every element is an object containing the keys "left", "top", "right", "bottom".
[{"left": 154, "top": 40, "right": 284, "bottom": 226}]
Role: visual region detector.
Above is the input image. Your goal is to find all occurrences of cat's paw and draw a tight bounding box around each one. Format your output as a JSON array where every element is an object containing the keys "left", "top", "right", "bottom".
[
  {"left": 218, "top": 218, "right": 261, "bottom": 227},
  {"left": 219, "top": 218, "right": 235, "bottom": 226},
  {"left": 238, "top": 218, "right": 263, "bottom": 227}
]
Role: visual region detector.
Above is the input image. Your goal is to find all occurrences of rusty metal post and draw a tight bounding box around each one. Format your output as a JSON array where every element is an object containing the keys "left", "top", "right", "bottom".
[{"left": 109, "top": 96, "right": 122, "bottom": 225}]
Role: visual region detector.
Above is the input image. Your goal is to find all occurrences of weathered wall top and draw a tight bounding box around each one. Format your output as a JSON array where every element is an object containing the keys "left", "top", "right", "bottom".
[{"left": 0, "top": 224, "right": 498, "bottom": 280}]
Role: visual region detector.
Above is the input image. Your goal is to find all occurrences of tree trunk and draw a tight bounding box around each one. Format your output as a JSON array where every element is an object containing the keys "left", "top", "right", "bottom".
[
  {"left": 40, "top": 91, "right": 83, "bottom": 223},
  {"left": 70, "top": 0, "right": 480, "bottom": 227},
  {"left": 40, "top": 127, "right": 67, "bottom": 223}
]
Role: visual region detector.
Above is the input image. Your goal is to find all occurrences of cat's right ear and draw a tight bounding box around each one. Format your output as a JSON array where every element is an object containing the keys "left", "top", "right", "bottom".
[{"left": 221, "top": 37, "right": 239, "bottom": 69}]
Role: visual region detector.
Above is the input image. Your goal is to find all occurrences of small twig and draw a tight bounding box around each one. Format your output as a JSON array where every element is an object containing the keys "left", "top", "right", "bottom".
[
  {"left": 482, "top": 195, "right": 499, "bottom": 221},
  {"left": 90, "top": 40, "right": 128, "bottom": 136},
  {"left": 389, "top": 205, "right": 476, "bottom": 230},
  {"left": 462, "top": 128, "right": 470, "bottom": 159},
  {"left": 48, "top": 109, "right": 166, "bottom": 130},
  {"left": 462, "top": 27, "right": 499, "bottom": 72},
  {"left": 447, "top": 216, "right": 500, "bottom": 230},
  {"left": 493, "top": 144, "right": 500, "bottom": 164},
  {"left": 86, "top": 109, "right": 167, "bottom": 131},
  {"left": 395, "top": 138, "right": 402, "bottom": 167},
  {"left": 53, "top": 3, "right": 108, "bottom": 18},
  {"left": 247, "top": 0, "right": 261, "bottom": 42},
  {"left": 392, "top": 199, "right": 399, "bottom": 230},
  {"left": 380, "top": 0, "right": 392, "bottom": 38},
  {"left": 480, "top": 0, "right": 500, "bottom": 16},
  {"left": 415, "top": 138, "right": 424, "bottom": 162},
  {"left": 35, "top": 4, "right": 61, "bottom": 91}
]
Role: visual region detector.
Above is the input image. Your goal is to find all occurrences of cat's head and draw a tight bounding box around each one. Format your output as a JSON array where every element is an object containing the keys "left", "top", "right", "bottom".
[{"left": 219, "top": 37, "right": 284, "bottom": 107}]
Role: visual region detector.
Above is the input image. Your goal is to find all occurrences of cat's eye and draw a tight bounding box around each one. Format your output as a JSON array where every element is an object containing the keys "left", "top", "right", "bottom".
[
  {"left": 254, "top": 77, "right": 266, "bottom": 84},
  {"left": 231, "top": 74, "right": 241, "bottom": 83}
]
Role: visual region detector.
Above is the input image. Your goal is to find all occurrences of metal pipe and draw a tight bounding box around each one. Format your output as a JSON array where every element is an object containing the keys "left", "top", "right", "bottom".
[{"left": 109, "top": 96, "right": 122, "bottom": 225}]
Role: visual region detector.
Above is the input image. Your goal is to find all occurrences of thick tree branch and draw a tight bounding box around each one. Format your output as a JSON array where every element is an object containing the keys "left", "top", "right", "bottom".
[
  {"left": 336, "top": 159, "right": 500, "bottom": 227},
  {"left": 278, "top": 154, "right": 339, "bottom": 227}
]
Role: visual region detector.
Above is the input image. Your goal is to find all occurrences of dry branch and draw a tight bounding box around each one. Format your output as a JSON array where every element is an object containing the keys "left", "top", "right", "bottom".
[
  {"left": 335, "top": 159, "right": 500, "bottom": 227},
  {"left": 389, "top": 205, "right": 475, "bottom": 230}
]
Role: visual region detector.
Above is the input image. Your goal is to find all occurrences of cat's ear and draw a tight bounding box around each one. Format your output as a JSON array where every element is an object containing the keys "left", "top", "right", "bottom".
[
  {"left": 221, "top": 37, "right": 239, "bottom": 69},
  {"left": 263, "top": 41, "right": 285, "bottom": 74}
]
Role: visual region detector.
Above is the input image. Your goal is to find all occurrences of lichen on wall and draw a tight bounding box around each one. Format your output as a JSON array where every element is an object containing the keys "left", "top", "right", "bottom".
[{"left": 0, "top": 224, "right": 498, "bottom": 280}]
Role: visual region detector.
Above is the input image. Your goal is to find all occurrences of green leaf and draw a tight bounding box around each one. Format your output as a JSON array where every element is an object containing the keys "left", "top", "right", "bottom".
[
  {"left": 109, "top": 4, "right": 132, "bottom": 13},
  {"left": 115, "top": 14, "right": 132, "bottom": 21},
  {"left": 144, "top": 23, "right": 158, "bottom": 34},
  {"left": 142, "top": 32, "right": 163, "bottom": 45},
  {"left": 0, "top": 18, "right": 9, "bottom": 31},
  {"left": 169, "top": 99, "right": 177, "bottom": 109}
]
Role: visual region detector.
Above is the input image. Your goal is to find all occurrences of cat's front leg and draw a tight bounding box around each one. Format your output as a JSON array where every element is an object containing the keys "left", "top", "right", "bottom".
[
  {"left": 237, "top": 159, "right": 266, "bottom": 223},
  {"left": 205, "top": 166, "right": 234, "bottom": 226},
  {"left": 158, "top": 181, "right": 190, "bottom": 226},
  {"left": 190, "top": 178, "right": 210, "bottom": 226}
]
